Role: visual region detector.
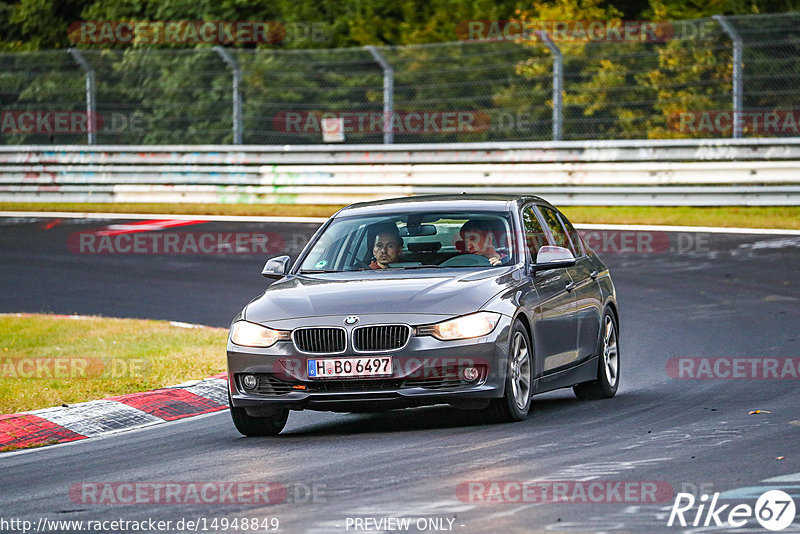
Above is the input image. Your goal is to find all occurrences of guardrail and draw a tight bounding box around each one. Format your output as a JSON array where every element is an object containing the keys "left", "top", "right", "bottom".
[{"left": 2, "top": 138, "right": 799, "bottom": 206}]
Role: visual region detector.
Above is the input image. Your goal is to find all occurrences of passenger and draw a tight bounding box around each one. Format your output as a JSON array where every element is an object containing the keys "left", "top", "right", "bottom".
[
  {"left": 460, "top": 219, "right": 507, "bottom": 266},
  {"left": 370, "top": 226, "right": 403, "bottom": 269}
]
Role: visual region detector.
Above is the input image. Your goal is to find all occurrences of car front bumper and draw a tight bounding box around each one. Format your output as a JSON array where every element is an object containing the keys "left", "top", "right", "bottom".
[{"left": 227, "top": 314, "right": 512, "bottom": 413}]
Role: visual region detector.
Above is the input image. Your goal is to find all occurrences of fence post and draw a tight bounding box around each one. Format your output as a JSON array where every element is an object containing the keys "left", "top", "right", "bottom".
[
  {"left": 214, "top": 46, "right": 243, "bottom": 145},
  {"left": 67, "top": 48, "right": 96, "bottom": 145},
  {"left": 537, "top": 32, "right": 563, "bottom": 141},
  {"left": 713, "top": 15, "right": 743, "bottom": 138},
  {"left": 365, "top": 45, "right": 394, "bottom": 144}
]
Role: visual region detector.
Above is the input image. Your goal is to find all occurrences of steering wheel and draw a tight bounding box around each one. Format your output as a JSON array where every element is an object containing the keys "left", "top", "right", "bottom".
[{"left": 440, "top": 254, "right": 492, "bottom": 267}]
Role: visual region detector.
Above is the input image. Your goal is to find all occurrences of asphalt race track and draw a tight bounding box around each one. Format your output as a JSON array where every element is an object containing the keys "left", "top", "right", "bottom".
[{"left": 1, "top": 216, "right": 800, "bottom": 533}]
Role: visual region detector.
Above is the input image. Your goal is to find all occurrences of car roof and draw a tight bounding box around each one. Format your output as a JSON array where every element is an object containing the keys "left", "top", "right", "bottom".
[{"left": 334, "top": 194, "right": 550, "bottom": 218}]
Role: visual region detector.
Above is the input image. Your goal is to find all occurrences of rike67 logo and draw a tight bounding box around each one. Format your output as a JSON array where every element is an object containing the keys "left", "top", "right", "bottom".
[{"left": 668, "top": 490, "right": 796, "bottom": 531}]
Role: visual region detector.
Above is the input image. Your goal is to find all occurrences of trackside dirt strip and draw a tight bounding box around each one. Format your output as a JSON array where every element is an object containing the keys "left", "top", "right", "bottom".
[{"left": 0, "top": 373, "right": 228, "bottom": 450}]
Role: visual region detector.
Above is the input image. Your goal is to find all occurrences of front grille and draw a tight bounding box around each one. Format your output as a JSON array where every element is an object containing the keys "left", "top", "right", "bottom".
[
  {"left": 353, "top": 325, "right": 410, "bottom": 352},
  {"left": 293, "top": 327, "right": 346, "bottom": 354}
]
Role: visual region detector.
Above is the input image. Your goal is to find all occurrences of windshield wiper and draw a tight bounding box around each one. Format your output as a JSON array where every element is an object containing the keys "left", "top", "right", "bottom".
[{"left": 298, "top": 269, "right": 340, "bottom": 274}]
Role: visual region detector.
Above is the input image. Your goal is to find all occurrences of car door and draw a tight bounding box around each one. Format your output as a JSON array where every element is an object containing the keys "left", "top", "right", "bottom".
[
  {"left": 561, "top": 210, "right": 603, "bottom": 363},
  {"left": 519, "top": 204, "right": 578, "bottom": 377},
  {"left": 542, "top": 206, "right": 603, "bottom": 363}
]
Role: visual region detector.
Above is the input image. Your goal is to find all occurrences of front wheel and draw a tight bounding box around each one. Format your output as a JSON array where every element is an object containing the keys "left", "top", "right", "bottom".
[
  {"left": 229, "top": 393, "right": 289, "bottom": 436},
  {"left": 484, "top": 319, "right": 532, "bottom": 423},
  {"left": 573, "top": 310, "right": 619, "bottom": 400}
]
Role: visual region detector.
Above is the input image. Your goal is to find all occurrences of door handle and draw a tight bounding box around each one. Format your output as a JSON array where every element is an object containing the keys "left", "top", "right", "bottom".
[
  {"left": 565, "top": 282, "right": 576, "bottom": 292},
  {"left": 590, "top": 270, "right": 598, "bottom": 280}
]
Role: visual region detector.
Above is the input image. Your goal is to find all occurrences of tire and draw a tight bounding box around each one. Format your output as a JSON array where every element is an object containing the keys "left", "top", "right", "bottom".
[
  {"left": 484, "top": 319, "right": 533, "bottom": 423},
  {"left": 573, "top": 309, "right": 619, "bottom": 400},
  {"left": 228, "top": 392, "right": 289, "bottom": 436}
]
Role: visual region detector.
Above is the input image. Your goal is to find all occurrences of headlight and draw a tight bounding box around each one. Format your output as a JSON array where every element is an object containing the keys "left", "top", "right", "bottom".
[
  {"left": 229, "top": 321, "right": 288, "bottom": 348},
  {"left": 421, "top": 312, "right": 501, "bottom": 341}
]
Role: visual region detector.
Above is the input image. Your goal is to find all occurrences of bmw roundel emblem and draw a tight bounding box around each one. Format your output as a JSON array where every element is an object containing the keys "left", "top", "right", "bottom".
[{"left": 344, "top": 316, "right": 359, "bottom": 325}]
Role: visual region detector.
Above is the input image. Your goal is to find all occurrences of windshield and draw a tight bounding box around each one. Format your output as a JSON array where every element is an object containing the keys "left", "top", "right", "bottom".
[{"left": 297, "top": 211, "right": 516, "bottom": 273}]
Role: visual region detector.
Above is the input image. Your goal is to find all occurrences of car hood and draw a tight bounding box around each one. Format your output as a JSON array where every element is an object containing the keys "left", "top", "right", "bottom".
[{"left": 244, "top": 268, "right": 516, "bottom": 323}]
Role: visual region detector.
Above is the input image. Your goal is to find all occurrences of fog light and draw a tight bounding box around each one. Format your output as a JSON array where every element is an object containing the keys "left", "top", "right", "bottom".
[
  {"left": 242, "top": 375, "right": 257, "bottom": 390},
  {"left": 462, "top": 367, "right": 480, "bottom": 382}
]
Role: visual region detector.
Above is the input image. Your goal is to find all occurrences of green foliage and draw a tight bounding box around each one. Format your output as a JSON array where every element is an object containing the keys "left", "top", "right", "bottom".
[
  {"left": 1, "top": 0, "right": 797, "bottom": 50},
  {"left": 1, "top": 0, "right": 800, "bottom": 143}
]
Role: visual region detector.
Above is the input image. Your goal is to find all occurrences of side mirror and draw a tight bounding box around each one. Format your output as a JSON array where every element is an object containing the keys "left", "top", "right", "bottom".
[
  {"left": 531, "top": 246, "right": 576, "bottom": 272},
  {"left": 261, "top": 255, "right": 291, "bottom": 279}
]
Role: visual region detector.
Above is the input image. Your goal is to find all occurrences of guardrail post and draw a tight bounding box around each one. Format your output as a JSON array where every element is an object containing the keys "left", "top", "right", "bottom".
[
  {"left": 214, "top": 46, "right": 243, "bottom": 145},
  {"left": 365, "top": 46, "right": 394, "bottom": 144},
  {"left": 537, "top": 32, "right": 563, "bottom": 141},
  {"left": 714, "top": 15, "right": 743, "bottom": 139},
  {"left": 67, "top": 48, "right": 96, "bottom": 145}
]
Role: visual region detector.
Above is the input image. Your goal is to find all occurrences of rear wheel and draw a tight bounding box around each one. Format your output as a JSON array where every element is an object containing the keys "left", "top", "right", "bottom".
[
  {"left": 229, "top": 393, "right": 289, "bottom": 436},
  {"left": 573, "top": 310, "right": 619, "bottom": 400},
  {"left": 484, "top": 320, "right": 532, "bottom": 423}
]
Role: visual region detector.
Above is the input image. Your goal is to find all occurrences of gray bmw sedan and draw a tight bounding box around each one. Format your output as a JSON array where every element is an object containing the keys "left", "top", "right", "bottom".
[{"left": 227, "top": 195, "right": 619, "bottom": 435}]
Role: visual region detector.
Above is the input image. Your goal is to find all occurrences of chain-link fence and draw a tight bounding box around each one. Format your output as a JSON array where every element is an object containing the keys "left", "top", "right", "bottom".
[{"left": 1, "top": 12, "right": 800, "bottom": 145}]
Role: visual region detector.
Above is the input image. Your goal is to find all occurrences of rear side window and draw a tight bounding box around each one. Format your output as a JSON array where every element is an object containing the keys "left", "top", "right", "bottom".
[
  {"left": 538, "top": 205, "right": 574, "bottom": 254},
  {"left": 522, "top": 206, "right": 547, "bottom": 262},
  {"left": 558, "top": 213, "right": 585, "bottom": 257}
]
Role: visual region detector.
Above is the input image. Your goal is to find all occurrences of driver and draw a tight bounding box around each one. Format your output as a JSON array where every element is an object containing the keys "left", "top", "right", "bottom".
[
  {"left": 459, "top": 219, "right": 507, "bottom": 266},
  {"left": 370, "top": 225, "right": 403, "bottom": 269}
]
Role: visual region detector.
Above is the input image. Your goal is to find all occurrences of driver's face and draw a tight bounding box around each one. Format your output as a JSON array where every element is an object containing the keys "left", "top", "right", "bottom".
[
  {"left": 462, "top": 230, "right": 493, "bottom": 254},
  {"left": 373, "top": 233, "right": 402, "bottom": 268}
]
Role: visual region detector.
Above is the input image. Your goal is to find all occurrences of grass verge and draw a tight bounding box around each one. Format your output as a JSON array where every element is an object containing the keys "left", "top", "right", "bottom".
[
  {"left": 1, "top": 203, "right": 799, "bottom": 229},
  {"left": 560, "top": 206, "right": 800, "bottom": 230},
  {"left": 0, "top": 314, "right": 227, "bottom": 414}
]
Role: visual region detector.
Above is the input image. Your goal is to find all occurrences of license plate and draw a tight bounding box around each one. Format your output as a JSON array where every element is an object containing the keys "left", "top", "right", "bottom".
[{"left": 307, "top": 357, "right": 392, "bottom": 379}]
